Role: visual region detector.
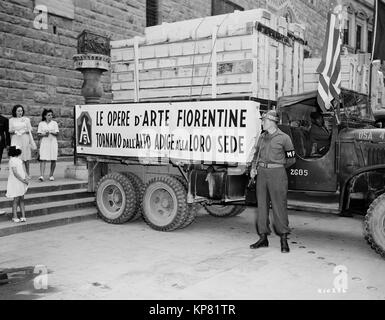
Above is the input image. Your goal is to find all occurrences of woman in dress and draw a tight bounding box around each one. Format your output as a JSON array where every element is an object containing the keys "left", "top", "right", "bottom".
[
  {"left": 38, "top": 109, "right": 59, "bottom": 181},
  {"left": 6, "top": 146, "right": 29, "bottom": 223},
  {"left": 9, "top": 105, "right": 33, "bottom": 177}
]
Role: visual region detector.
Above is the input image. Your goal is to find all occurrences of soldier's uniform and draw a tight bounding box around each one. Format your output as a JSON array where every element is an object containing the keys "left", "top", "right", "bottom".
[
  {"left": 252, "top": 129, "right": 295, "bottom": 236},
  {"left": 251, "top": 114, "right": 296, "bottom": 239}
]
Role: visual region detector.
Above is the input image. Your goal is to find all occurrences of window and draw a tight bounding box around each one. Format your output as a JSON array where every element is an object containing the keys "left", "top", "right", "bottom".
[
  {"left": 146, "top": 0, "right": 159, "bottom": 27},
  {"left": 284, "top": 11, "right": 293, "bottom": 23},
  {"left": 356, "top": 25, "right": 362, "bottom": 51},
  {"left": 368, "top": 30, "right": 373, "bottom": 53},
  {"left": 211, "top": 0, "right": 243, "bottom": 16},
  {"left": 343, "top": 20, "right": 349, "bottom": 45}
]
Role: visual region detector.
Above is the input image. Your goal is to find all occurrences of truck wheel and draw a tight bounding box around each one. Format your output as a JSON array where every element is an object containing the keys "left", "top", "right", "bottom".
[
  {"left": 365, "top": 193, "right": 385, "bottom": 258},
  {"left": 123, "top": 172, "right": 145, "bottom": 221},
  {"left": 172, "top": 175, "right": 198, "bottom": 229},
  {"left": 143, "top": 176, "right": 188, "bottom": 231},
  {"left": 180, "top": 204, "right": 198, "bottom": 229},
  {"left": 172, "top": 175, "right": 188, "bottom": 189},
  {"left": 96, "top": 173, "right": 137, "bottom": 224},
  {"left": 204, "top": 204, "right": 246, "bottom": 217}
]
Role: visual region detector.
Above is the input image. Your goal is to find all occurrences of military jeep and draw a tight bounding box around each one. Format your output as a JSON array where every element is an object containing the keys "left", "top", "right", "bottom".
[{"left": 277, "top": 89, "right": 385, "bottom": 258}]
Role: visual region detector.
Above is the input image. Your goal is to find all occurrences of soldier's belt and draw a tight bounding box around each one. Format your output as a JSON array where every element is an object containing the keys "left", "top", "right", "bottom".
[{"left": 258, "top": 162, "right": 284, "bottom": 169}]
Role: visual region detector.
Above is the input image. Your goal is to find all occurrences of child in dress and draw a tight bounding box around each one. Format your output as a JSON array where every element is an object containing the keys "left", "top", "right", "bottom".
[{"left": 6, "top": 146, "right": 29, "bottom": 223}]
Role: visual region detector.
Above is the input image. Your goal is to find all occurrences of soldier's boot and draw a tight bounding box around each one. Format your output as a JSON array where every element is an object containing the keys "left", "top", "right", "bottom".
[
  {"left": 280, "top": 234, "right": 290, "bottom": 253},
  {"left": 250, "top": 234, "right": 269, "bottom": 249}
]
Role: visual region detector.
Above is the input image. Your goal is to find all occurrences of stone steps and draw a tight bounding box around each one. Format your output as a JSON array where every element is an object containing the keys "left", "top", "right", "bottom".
[
  {"left": 0, "top": 180, "right": 88, "bottom": 195},
  {"left": 0, "top": 208, "right": 97, "bottom": 237},
  {"left": 0, "top": 196, "right": 96, "bottom": 219},
  {"left": 0, "top": 189, "right": 92, "bottom": 209},
  {"left": 0, "top": 178, "right": 97, "bottom": 237}
]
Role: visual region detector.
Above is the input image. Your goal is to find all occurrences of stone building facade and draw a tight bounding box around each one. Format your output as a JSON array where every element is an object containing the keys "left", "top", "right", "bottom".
[
  {"left": 0, "top": 0, "right": 376, "bottom": 155},
  {"left": 0, "top": 0, "right": 147, "bottom": 155}
]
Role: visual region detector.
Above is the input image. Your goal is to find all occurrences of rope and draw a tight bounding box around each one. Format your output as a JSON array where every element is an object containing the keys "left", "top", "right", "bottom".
[
  {"left": 199, "top": 13, "right": 231, "bottom": 98},
  {"left": 189, "top": 16, "right": 207, "bottom": 100}
]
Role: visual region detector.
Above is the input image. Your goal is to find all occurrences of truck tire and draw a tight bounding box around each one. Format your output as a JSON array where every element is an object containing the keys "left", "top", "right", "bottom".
[
  {"left": 123, "top": 172, "right": 145, "bottom": 221},
  {"left": 172, "top": 175, "right": 188, "bottom": 189},
  {"left": 172, "top": 174, "right": 198, "bottom": 229},
  {"left": 142, "top": 175, "right": 188, "bottom": 231},
  {"left": 364, "top": 193, "right": 385, "bottom": 258},
  {"left": 179, "top": 204, "right": 198, "bottom": 229},
  {"left": 96, "top": 173, "right": 137, "bottom": 224},
  {"left": 204, "top": 204, "right": 246, "bottom": 217}
]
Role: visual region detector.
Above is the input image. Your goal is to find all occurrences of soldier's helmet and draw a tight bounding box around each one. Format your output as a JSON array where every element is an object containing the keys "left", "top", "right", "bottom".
[{"left": 261, "top": 110, "right": 280, "bottom": 123}]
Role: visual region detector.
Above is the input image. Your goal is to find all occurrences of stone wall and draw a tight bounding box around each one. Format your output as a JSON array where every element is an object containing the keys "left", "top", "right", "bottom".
[
  {"left": 0, "top": 0, "right": 146, "bottom": 155},
  {"left": 0, "top": 0, "right": 373, "bottom": 155}
]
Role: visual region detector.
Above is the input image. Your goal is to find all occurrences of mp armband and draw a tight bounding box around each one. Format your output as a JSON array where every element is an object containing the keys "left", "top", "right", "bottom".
[{"left": 285, "top": 150, "right": 296, "bottom": 159}]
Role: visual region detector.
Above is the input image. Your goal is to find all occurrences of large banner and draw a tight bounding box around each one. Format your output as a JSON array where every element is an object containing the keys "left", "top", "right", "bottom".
[{"left": 76, "top": 100, "right": 261, "bottom": 165}]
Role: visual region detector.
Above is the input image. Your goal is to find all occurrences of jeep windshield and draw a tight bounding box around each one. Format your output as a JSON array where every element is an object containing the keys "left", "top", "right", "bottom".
[{"left": 277, "top": 89, "right": 374, "bottom": 126}]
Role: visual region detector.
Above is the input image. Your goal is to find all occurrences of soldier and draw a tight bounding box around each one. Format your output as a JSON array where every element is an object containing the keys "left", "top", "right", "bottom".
[
  {"left": 309, "top": 112, "right": 331, "bottom": 156},
  {"left": 249, "top": 110, "right": 296, "bottom": 253}
]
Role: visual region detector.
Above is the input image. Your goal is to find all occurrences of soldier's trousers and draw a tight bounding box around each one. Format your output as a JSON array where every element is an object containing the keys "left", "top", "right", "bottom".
[{"left": 256, "top": 167, "right": 291, "bottom": 236}]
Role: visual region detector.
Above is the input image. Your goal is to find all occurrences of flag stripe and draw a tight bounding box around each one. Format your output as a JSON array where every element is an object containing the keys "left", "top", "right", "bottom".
[
  {"left": 372, "top": 0, "right": 385, "bottom": 61},
  {"left": 317, "top": 13, "right": 333, "bottom": 74},
  {"left": 317, "top": 12, "right": 342, "bottom": 111}
]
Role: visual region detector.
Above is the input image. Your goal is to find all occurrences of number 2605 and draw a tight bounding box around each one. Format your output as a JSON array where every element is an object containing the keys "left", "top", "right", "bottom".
[{"left": 290, "top": 169, "right": 309, "bottom": 176}]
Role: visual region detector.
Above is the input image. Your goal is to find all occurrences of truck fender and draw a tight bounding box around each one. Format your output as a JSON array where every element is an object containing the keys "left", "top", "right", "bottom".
[{"left": 340, "top": 164, "right": 385, "bottom": 211}]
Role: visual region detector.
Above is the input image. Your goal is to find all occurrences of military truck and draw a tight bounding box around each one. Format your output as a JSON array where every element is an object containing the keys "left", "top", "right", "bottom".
[
  {"left": 277, "top": 89, "right": 385, "bottom": 258},
  {"left": 75, "top": 87, "right": 385, "bottom": 258},
  {"left": 75, "top": 97, "right": 264, "bottom": 231}
]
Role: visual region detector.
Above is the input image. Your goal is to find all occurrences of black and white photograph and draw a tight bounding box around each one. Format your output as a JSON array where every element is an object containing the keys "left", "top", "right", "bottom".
[{"left": 1, "top": 0, "right": 385, "bottom": 307}]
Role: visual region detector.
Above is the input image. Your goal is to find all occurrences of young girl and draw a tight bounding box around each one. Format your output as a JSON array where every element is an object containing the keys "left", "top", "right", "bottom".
[{"left": 6, "top": 146, "right": 29, "bottom": 223}]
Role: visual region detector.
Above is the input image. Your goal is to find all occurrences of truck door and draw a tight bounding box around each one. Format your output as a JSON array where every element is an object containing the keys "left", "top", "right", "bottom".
[{"left": 280, "top": 119, "right": 338, "bottom": 192}]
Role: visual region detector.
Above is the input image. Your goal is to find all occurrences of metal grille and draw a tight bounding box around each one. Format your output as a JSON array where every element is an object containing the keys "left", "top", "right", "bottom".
[
  {"left": 367, "top": 146, "right": 385, "bottom": 166},
  {"left": 77, "top": 30, "right": 110, "bottom": 56}
]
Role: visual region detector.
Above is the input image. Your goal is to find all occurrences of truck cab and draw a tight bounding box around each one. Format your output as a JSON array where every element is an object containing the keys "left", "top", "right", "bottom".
[{"left": 276, "top": 89, "right": 385, "bottom": 258}]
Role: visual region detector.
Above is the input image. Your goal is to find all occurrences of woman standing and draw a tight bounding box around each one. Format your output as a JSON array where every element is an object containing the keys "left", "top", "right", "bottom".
[
  {"left": 9, "top": 105, "right": 33, "bottom": 177},
  {"left": 38, "top": 109, "right": 59, "bottom": 181}
]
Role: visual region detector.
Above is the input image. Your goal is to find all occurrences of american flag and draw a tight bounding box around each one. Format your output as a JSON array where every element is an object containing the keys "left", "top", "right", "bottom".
[
  {"left": 372, "top": 0, "right": 385, "bottom": 61},
  {"left": 316, "top": 12, "right": 343, "bottom": 111}
]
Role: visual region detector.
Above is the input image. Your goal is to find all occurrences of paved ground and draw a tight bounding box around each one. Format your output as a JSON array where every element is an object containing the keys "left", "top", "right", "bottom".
[{"left": 0, "top": 207, "right": 384, "bottom": 300}]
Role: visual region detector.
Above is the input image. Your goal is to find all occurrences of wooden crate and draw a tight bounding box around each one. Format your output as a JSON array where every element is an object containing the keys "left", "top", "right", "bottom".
[
  {"left": 372, "top": 61, "right": 385, "bottom": 111},
  {"left": 110, "top": 9, "right": 305, "bottom": 102},
  {"left": 304, "top": 54, "right": 371, "bottom": 95}
]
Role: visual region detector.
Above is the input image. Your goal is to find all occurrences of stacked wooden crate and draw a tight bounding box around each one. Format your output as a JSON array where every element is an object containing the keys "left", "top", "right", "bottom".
[
  {"left": 110, "top": 9, "right": 305, "bottom": 102},
  {"left": 372, "top": 60, "right": 385, "bottom": 111},
  {"left": 304, "top": 54, "right": 371, "bottom": 94},
  {"left": 304, "top": 53, "right": 385, "bottom": 110}
]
